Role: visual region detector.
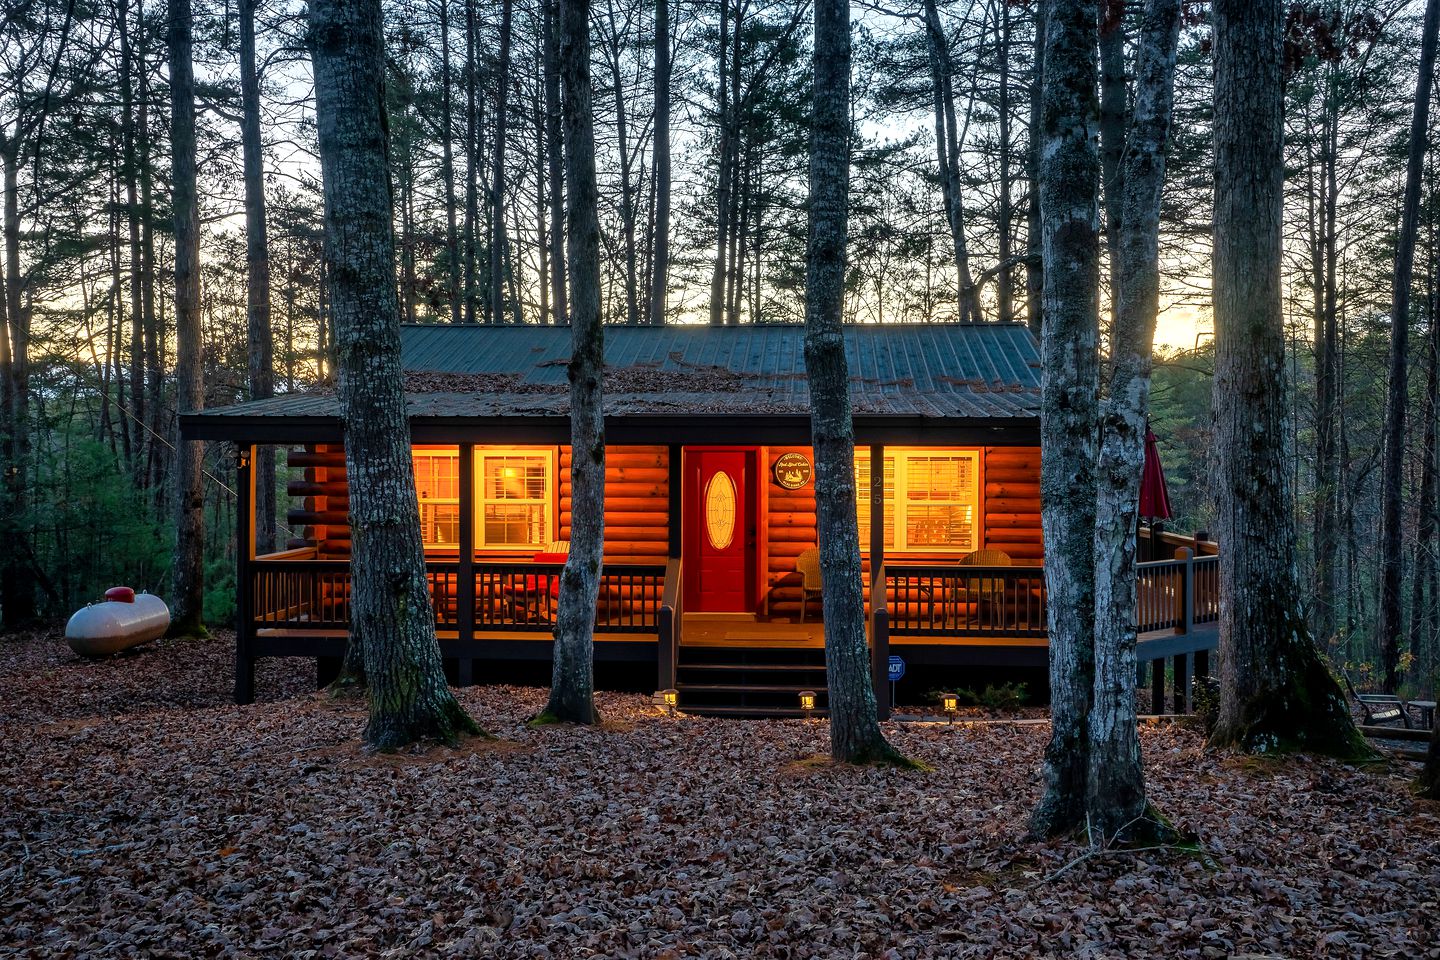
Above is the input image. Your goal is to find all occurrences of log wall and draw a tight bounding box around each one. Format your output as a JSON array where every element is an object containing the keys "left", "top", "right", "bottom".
[
  {"left": 981, "top": 446, "right": 1043, "bottom": 562},
  {"left": 559, "top": 445, "right": 670, "bottom": 565},
  {"left": 285, "top": 444, "right": 349, "bottom": 557},
  {"left": 283, "top": 444, "right": 670, "bottom": 565},
  {"left": 760, "top": 445, "right": 1044, "bottom": 618}
]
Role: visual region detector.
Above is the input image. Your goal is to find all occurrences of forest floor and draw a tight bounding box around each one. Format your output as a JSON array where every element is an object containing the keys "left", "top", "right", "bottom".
[{"left": 1, "top": 630, "right": 1437, "bottom": 959}]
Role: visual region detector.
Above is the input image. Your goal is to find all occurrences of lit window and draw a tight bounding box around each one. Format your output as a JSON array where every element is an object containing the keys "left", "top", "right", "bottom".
[
  {"left": 410, "top": 447, "right": 556, "bottom": 550},
  {"left": 855, "top": 450, "right": 980, "bottom": 552},
  {"left": 413, "top": 449, "right": 460, "bottom": 547},
  {"left": 478, "top": 450, "right": 553, "bottom": 549}
]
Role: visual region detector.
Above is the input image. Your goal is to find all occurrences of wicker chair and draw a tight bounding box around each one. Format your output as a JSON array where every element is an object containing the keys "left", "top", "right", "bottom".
[
  {"left": 796, "top": 548, "right": 823, "bottom": 622},
  {"left": 958, "top": 549, "right": 1012, "bottom": 606}
]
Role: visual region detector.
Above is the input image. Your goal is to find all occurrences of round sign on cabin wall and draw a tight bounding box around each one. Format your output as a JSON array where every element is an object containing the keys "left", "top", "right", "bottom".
[{"left": 773, "top": 452, "right": 813, "bottom": 490}]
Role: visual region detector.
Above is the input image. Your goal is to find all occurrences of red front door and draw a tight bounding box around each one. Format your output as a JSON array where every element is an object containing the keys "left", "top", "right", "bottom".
[{"left": 684, "top": 448, "right": 757, "bottom": 613}]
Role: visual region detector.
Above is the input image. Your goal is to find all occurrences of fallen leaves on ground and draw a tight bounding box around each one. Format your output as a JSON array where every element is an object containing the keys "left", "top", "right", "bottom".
[{"left": 1, "top": 629, "right": 1436, "bottom": 958}]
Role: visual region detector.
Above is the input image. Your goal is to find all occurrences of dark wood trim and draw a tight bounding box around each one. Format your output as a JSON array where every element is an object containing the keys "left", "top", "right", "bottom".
[
  {"left": 234, "top": 445, "right": 256, "bottom": 705},
  {"left": 667, "top": 443, "right": 682, "bottom": 558},
  {"left": 457, "top": 442, "right": 476, "bottom": 685},
  {"left": 869, "top": 442, "right": 889, "bottom": 718},
  {"left": 182, "top": 412, "right": 1041, "bottom": 448}
]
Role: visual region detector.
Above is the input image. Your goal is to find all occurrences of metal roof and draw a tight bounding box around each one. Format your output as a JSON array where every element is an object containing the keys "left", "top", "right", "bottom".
[{"left": 183, "top": 323, "right": 1041, "bottom": 444}]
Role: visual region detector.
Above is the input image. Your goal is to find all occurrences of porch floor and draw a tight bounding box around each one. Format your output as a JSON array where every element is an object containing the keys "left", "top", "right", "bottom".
[{"left": 678, "top": 613, "right": 1051, "bottom": 649}]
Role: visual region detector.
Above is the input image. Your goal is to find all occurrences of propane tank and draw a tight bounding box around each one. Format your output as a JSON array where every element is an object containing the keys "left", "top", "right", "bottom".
[{"left": 65, "top": 589, "right": 171, "bottom": 657}]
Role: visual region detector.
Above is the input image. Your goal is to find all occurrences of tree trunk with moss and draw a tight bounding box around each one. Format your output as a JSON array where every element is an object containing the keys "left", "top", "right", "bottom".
[
  {"left": 309, "top": 0, "right": 480, "bottom": 750},
  {"left": 541, "top": 0, "right": 604, "bottom": 724},
  {"left": 1088, "top": 0, "right": 1182, "bottom": 844},
  {"left": 1208, "top": 0, "right": 1368, "bottom": 758},
  {"left": 804, "top": 0, "right": 908, "bottom": 767},
  {"left": 1029, "top": 0, "right": 1101, "bottom": 839}
]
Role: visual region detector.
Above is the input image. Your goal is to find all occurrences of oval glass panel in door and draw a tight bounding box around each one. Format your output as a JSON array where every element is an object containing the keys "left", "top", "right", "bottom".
[{"left": 705, "top": 471, "right": 737, "bottom": 550}]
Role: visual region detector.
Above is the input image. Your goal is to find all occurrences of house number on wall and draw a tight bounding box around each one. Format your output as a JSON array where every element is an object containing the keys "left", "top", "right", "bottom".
[{"left": 773, "top": 453, "right": 812, "bottom": 490}]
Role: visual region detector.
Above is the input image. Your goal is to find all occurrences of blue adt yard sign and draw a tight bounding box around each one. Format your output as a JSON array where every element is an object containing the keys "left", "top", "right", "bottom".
[{"left": 887, "top": 655, "right": 906, "bottom": 683}]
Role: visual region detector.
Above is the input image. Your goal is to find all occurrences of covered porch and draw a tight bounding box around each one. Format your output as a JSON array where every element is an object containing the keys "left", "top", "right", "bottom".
[
  {"left": 230, "top": 437, "right": 1219, "bottom": 717},
  {"left": 186, "top": 322, "right": 1219, "bottom": 717}
]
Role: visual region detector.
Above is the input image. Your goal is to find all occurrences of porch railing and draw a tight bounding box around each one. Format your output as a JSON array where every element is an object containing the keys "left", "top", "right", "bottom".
[
  {"left": 883, "top": 549, "right": 1219, "bottom": 640},
  {"left": 249, "top": 558, "right": 668, "bottom": 636},
  {"left": 884, "top": 564, "right": 1048, "bottom": 638}
]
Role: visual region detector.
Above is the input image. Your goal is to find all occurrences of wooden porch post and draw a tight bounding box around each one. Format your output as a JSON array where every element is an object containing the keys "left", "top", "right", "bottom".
[
  {"left": 1173, "top": 652, "right": 1190, "bottom": 715},
  {"left": 661, "top": 444, "right": 683, "bottom": 691},
  {"left": 457, "top": 443, "right": 475, "bottom": 686},
  {"left": 870, "top": 442, "right": 889, "bottom": 719},
  {"left": 1173, "top": 546, "right": 1193, "bottom": 635},
  {"left": 234, "top": 444, "right": 256, "bottom": 705}
]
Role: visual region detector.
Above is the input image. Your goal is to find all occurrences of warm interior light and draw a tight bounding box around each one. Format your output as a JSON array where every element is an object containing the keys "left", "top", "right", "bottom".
[
  {"left": 654, "top": 688, "right": 679, "bottom": 715},
  {"left": 799, "top": 690, "right": 817, "bottom": 714},
  {"left": 942, "top": 692, "right": 959, "bottom": 713}
]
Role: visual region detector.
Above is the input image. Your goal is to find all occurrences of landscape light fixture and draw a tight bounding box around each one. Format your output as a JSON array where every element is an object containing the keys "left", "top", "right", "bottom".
[
  {"left": 654, "top": 688, "right": 678, "bottom": 716},
  {"left": 941, "top": 692, "right": 959, "bottom": 724},
  {"left": 799, "top": 689, "right": 817, "bottom": 719}
]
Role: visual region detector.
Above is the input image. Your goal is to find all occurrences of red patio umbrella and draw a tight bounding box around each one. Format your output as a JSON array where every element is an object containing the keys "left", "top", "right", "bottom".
[
  {"left": 1139, "top": 425, "right": 1173, "bottom": 561},
  {"left": 1139, "top": 425, "right": 1173, "bottom": 521}
]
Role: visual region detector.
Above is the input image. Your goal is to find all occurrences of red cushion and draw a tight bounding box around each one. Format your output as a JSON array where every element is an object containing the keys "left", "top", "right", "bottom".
[
  {"left": 521, "top": 573, "right": 562, "bottom": 598},
  {"left": 532, "top": 552, "right": 569, "bottom": 564}
]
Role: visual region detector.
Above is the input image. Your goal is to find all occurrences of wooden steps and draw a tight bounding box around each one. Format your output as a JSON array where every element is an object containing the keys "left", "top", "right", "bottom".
[{"left": 675, "top": 643, "right": 828, "bottom": 717}]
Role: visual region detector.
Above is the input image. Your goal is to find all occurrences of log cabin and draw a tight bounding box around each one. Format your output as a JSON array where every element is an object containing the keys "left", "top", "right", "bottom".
[{"left": 181, "top": 323, "right": 1219, "bottom": 717}]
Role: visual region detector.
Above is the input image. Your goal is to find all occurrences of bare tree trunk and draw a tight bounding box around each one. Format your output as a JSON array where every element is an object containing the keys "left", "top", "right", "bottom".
[
  {"left": 1024, "top": 0, "right": 1045, "bottom": 332},
  {"left": 1208, "top": 0, "right": 1368, "bottom": 757},
  {"left": 708, "top": 0, "right": 733, "bottom": 327},
  {"left": 1311, "top": 74, "right": 1341, "bottom": 651},
  {"left": 439, "top": 0, "right": 462, "bottom": 326},
  {"left": 138, "top": 16, "right": 162, "bottom": 492},
  {"left": 1029, "top": 0, "right": 1100, "bottom": 839},
  {"left": 308, "top": 0, "right": 481, "bottom": 748},
  {"left": 490, "top": 0, "right": 515, "bottom": 327},
  {"left": 240, "top": 0, "right": 276, "bottom": 556},
  {"left": 996, "top": 0, "right": 1015, "bottom": 324},
  {"left": 1088, "top": 0, "right": 1180, "bottom": 844},
  {"left": 1378, "top": 0, "right": 1439, "bottom": 691},
  {"left": 1412, "top": 310, "right": 1437, "bottom": 670},
  {"left": 606, "top": 4, "right": 640, "bottom": 327},
  {"left": 805, "top": 0, "right": 909, "bottom": 767},
  {"left": 648, "top": 0, "right": 670, "bottom": 326},
  {"left": 463, "top": 0, "right": 479, "bottom": 324},
  {"left": 169, "top": 0, "right": 206, "bottom": 637},
  {"left": 544, "top": 0, "right": 567, "bottom": 324},
  {"left": 118, "top": 0, "right": 147, "bottom": 482},
  {"left": 0, "top": 146, "right": 36, "bottom": 627},
  {"left": 921, "top": 0, "right": 980, "bottom": 321},
  {"left": 542, "top": 0, "right": 604, "bottom": 724},
  {"left": 1099, "top": 0, "right": 1126, "bottom": 322}
]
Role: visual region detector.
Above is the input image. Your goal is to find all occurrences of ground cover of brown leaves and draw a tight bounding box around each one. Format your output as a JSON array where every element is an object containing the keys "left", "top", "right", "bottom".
[{"left": 1, "top": 630, "right": 1436, "bottom": 959}]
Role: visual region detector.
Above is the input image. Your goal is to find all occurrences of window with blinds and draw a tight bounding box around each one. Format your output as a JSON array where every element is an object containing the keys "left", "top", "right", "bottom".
[
  {"left": 479, "top": 452, "right": 552, "bottom": 548},
  {"left": 855, "top": 449, "right": 980, "bottom": 552},
  {"left": 414, "top": 449, "right": 460, "bottom": 547},
  {"left": 410, "top": 447, "right": 556, "bottom": 550}
]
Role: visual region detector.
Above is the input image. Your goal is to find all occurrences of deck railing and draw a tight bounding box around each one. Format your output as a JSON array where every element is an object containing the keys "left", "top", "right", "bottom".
[
  {"left": 884, "top": 564, "right": 1048, "bottom": 638},
  {"left": 250, "top": 558, "right": 667, "bottom": 636},
  {"left": 882, "top": 549, "right": 1218, "bottom": 641}
]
